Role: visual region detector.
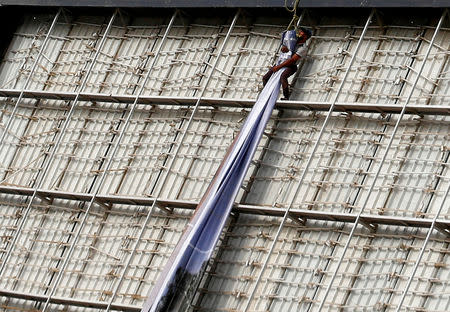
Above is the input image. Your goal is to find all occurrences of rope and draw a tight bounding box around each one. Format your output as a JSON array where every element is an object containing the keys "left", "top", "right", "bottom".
[{"left": 285, "top": 0, "right": 301, "bottom": 30}]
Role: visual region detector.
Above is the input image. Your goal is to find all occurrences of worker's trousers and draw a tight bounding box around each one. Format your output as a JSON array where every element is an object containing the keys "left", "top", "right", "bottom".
[{"left": 262, "top": 64, "right": 297, "bottom": 99}]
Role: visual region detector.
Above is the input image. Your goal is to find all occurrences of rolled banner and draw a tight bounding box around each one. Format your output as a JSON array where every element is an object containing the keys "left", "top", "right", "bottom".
[
  {"left": 281, "top": 29, "right": 298, "bottom": 52},
  {"left": 141, "top": 68, "right": 285, "bottom": 312}
]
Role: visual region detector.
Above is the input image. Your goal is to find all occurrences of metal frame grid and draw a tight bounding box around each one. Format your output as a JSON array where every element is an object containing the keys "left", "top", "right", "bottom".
[{"left": 0, "top": 6, "right": 449, "bottom": 312}]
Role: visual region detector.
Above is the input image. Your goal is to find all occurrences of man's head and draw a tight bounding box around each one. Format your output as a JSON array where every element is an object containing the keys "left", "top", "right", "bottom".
[{"left": 297, "top": 27, "right": 312, "bottom": 43}]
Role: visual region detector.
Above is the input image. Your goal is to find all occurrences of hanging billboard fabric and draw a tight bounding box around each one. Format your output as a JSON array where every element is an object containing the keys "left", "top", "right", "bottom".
[{"left": 141, "top": 69, "right": 285, "bottom": 312}]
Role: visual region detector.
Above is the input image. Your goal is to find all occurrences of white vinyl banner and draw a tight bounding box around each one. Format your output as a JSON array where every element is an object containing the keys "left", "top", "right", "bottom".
[{"left": 141, "top": 68, "right": 285, "bottom": 312}]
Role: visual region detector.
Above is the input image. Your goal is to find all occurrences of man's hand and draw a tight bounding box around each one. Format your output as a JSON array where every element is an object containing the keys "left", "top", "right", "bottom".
[
  {"left": 281, "top": 45, "right": 289, "bottom": 53},
  {"left": 273, "top": 54, "right": 301, "bottom": 72}
]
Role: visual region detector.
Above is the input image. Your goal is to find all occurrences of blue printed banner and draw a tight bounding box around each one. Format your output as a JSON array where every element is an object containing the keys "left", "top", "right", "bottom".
[{"left": 141, "top": 69, "right": 285, "bottom": 312}]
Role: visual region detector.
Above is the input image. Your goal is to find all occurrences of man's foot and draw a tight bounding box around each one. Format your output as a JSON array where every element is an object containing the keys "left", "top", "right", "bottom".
[{"left": 280, "top": 97, "right": 289, "bottom": 101}]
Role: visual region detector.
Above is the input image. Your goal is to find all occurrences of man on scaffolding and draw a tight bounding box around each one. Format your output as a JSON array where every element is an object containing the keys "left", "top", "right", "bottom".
[{"left": 262, "top": 27, "right": 312, "bottom": 100}]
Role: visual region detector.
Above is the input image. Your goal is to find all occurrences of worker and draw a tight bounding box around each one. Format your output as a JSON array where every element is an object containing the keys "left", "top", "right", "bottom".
[{"left": 262, "top": 27, "right": 312, "bottom": 100}]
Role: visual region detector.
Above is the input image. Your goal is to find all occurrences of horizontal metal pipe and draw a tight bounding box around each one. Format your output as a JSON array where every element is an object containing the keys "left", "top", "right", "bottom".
[
  {"left": 0, "top": 289, "right": 140, "bottom": 311},
  {"left": 0, "top": 88, "right": 449, "bottom": 115},
  {"left": 1, "top": 185, "right": 449, "bottom": 232}
]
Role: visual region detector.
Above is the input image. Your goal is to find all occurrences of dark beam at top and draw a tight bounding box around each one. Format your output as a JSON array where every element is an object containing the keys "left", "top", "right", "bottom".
[{"left": 0, "top": 0, "right": 448, "bottom": 7}]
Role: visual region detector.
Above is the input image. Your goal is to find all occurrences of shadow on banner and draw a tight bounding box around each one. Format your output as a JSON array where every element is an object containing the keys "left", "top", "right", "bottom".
[{"left": 141, "top": 68, "right": 286, "bottom": 312}]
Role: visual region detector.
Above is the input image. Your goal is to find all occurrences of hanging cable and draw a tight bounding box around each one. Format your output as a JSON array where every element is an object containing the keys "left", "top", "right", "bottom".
[{"left": 285, "top": 0, "right": 301, "bottom": 30}]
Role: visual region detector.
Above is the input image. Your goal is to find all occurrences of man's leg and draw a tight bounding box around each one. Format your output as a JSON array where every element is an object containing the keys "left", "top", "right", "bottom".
[
  {"left": 262, "top": 69, "right": 274, "bottom": 87},
  {"left": 280, "top": 65, "right": 297, "bottom": 99}
]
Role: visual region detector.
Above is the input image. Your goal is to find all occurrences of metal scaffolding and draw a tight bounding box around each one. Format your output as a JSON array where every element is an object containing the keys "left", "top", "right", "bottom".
[{"left": 0, "top": 6, "right": 449, "bottom": 312}]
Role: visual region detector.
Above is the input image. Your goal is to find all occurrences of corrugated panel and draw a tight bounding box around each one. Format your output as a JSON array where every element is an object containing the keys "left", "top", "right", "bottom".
[
  {"left": 199, "top": 222, "right": 445, "bottom": 312},
  {"left": 1, "top": 99, "right": 68, "bottom": 188},
  {"left": 336, "top": 27, "right": 422, "bottom": 105},
  {"left": 350, "top": 114, "right": 450, "bottom": 219},
  {"left": 26, "top": 20, "right": 72, "bottom": 91},
  {"left": 38, "top": 101, "right": 128, "bottom": 193},
  {"left": 379, "top": 115, "right": 450, "bottom": 219},
  {"left": 245, "top": 109, "right": 321, "bottom": 207},
  {"left": 197, "top": 219, "right": 437, "bottom": 312},
  {"left": 317, "top": 225, "right": 428, "bottom": 311},
  {"left": 428, "top": 33, "right": 450, "bottom": 106},
  {"left": 141, "top": 25, "right": 188, "bottom": 96},
  {"left": 245, "top": 110, "right": 449, "bottom": 218},
  {"left": 0, "top": 297, "right": 57, "bottom": 312},
  {"left": 44, "top": 16, "right": 108, "bottom": 93},
  {"left": 1, "top": 197, "right": 83, "bottom": 294},
  {"left": 221, "top": 13, "right": 292, "bottom": 100},
  {"left": 247, "top": 220, "right": 351, "bottom": 312},
  {"left": 110, "top": 207, "right": 192, "bottom": 306},
  {"left": 398, "top": 232, "right": 449, "bottom": 311},
  {"left": 398, "top": 28, "right": 450, "bottom": 106},
  {"left": 97, "top": 103, "right": 189, "bottom": 197},
  {"left": 0, "top": 15, "right": 71, "bottom": 183},
  {"left": 156, "top": 23, "right": 223, "bottom": 98},
  {"left": 200, "top": 26, "right": 246, "bottom": 98},
  {"left": 415, "top": 234, "right": 450, "bottom": 311},
  {"left": 1, "top": 100, "right": 128, "bottom": 193},
  {"left": 154, "top": 108, "right": 245, "bottom": 200},
  {"left": 0, "top": 14, "right": 48, "bottom": 89},
  {"left": 97, "top": 18, "right": 167, "bottom": 96},
  {"left": 331, "top": 27, "right": 382, "bottom": 104},
  {"left": 288, "top": 111, "right": 384, "bottom": 214},
  {"left": 0, "top": 194, "right": 193, "bottom": 308},
  {"left": 0, "top": 194, "right": 29, "bottom": 273},
  {"left": 83, "top": 24, "right": 129, "bottom": 94},
  {"left": 293, "top": 25, "right": 357, "bottom": 103},
  {"left": 206, "top": 23, "right": 284, "bottom": 100},
  {"left": 0, "top": 99, "right": 36, "bottom": 184},
  {"left": 194, "top": 214, "right": 285, "bottom": 311},
  {"left": 92, "top": 104, "right": 275, "bottom": 201}
]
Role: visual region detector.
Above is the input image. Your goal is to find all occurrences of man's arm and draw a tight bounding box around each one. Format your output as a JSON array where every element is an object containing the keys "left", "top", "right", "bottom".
[{"left": 272, "top": 54, "right": 300, "bottom": 72}]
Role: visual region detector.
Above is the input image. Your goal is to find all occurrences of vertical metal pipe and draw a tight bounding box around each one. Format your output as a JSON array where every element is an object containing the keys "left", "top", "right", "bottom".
[
  {"left": 105, "top": 10, "right": 239, "bottom": 310},
  {"left": 233, "top": 14, "right": 305, "bottom": 310},
  {"left": 0, "top": 8, "right": 62, "bottom": 147},
  {"left": 396, "top": 183, "right": 449, "bottom": 312},
  {"left": 0, "top": 9, "right": 118, "bottom": 277},
  {"left": 242, "top": 9, "right": 375, "bottom": 312},
  {"left": 102, "top": 10, "right": 178, "bottom": 311},
  {"left": 393, "top": 11, "right": 448, "bottom": 312},
  {"left": 17, "top": 10, "right": 118, "bottom": 311},
  {"left": 317, "top": 10, "right": 446, "bottom": 312},
  {"left": 152, "top": 9, "right": 238, "bottom": 210}
]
